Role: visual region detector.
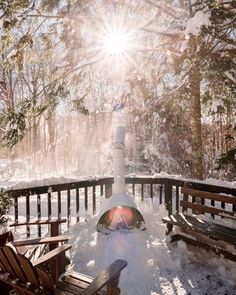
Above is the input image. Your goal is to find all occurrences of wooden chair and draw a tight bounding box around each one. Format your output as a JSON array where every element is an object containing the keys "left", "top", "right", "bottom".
[
  {"left": 0, "top": 245, "right": 127, "bottom": 295},
  {"left": 0, "top": 229, "right": 69, "bottom": 261},
  {"left": 10, "top": 218, "right": 68, "bottom": 251}
]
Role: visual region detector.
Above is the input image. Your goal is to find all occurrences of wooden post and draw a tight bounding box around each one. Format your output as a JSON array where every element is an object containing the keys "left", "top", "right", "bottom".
[
  {"left": 164, "top": 180, "right": 172, "bottom": 216},
  {"left": 105, "top": 182, "right": 113, "bottom": 199}
]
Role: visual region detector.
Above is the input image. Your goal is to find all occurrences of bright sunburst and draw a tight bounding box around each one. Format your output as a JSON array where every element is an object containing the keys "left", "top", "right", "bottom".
[{"left": 103, "top": 30, "right": 130, "bottom": 55}]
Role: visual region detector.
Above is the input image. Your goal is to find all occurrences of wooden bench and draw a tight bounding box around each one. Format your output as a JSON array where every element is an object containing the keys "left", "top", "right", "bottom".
[
  {"left": 162, "top": 186, "right": 236, "bottom": 261},
  {"left": 0, "top": 245, "right": 127, "bottom": 295}
]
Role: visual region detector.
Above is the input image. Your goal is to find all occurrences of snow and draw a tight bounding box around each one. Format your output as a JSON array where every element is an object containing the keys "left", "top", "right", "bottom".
[
  {"left": 1, "top": 173, "right": 235, "bottom": 191},
  {"left": 0, "top": 176, "right": 80, "bottom": 190},
  {"left": 180, "top": 40, "right": 188, "bottom": 53},
  {"left": 224, "top": 71, "right": 236, "bottom": 85},
  {"left": 69, "top": 201, "right": 236, "bottom": 295},
  {"left": 6, "top": 49, "right": 17, "bottom": 59},
  {"left": 210, "top": 99, "right": 224, "bottom": 113},
  {"left": 185, "top": 10, "right": 211, "bottom": 38}
]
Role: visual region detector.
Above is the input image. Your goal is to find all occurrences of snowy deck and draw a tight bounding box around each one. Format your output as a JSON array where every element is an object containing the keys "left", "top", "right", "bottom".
[
  {"left": 69, "top": 202, "right": 236, "bottom": 295},
  {"left": 3, "top": 176, "right": 236, "bottom": 294}
]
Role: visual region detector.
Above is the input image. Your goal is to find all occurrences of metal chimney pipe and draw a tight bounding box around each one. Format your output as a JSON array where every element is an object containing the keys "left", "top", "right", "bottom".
[
  {"left": 113, "top": 126, "right": 126, "bottom": 194},
  {"left": 97, "top": 126, "right": 145, "bottom": 232}
]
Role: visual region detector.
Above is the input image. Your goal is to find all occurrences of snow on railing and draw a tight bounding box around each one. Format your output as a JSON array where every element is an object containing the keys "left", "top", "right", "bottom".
[{"left": 7, "top": 176, "right": 236, "bottom": 239}]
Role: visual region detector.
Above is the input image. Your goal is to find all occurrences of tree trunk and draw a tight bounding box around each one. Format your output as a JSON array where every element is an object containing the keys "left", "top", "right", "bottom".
[{"left": 189, "top": 35, "right": 204, "bottom": 180}]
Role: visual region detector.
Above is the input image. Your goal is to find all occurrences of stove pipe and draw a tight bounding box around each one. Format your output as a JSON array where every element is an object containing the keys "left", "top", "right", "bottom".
[{"left": 97, "top": 126, "right": 145, "bottom": 232}]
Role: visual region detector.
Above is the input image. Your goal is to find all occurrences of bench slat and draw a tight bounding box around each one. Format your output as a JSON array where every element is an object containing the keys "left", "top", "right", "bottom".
[
  {"left": 61, "top": 272, "right": 107, "bottom": 294},
  {"left": 181, "top": 187, "right": 236, "bottom": 205},
  {"left": 162, "top": 214, "right": 236, "bottom": 245},
  {"left": 180, "top": 200, "right": 236, "bottom": 217}
]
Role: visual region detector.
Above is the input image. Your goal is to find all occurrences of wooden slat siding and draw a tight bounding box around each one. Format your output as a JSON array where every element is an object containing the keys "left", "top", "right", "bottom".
[
  {"left": 93, "top": 186, "right": 96, "bottom": 215},
  {"left": 160, "top": 185, "right": 163, "bottom": 204},
  {"left": 58, "top": 190, "right": 61, "bottom": 219},
  {"left": 61, "top": 271, "right": 107, "bottom": 295},
  {"left": 180, "top": 201, "right": 236, "bottom": 217},
  {"left": 141, "top": 184, "right": 144, "bottom": 201},
  {"left": 221, "top": 200, "right": 226, "bottom": 221},
  {"left": 85, "top": 187, "right": 88, "bottom": 211},
  {"left": 150, "top": 184, "right": 153, "bottom": 200},
  {"left": 14, "top": 196, "right": 18, "bottom": 224},
  {"left": 201, "top": 196, "right": 205, "bottom": 206},
  {"left": 100, "top": 184, "right": 104, "bottom": 197},
  {"left": 67, "top": 189, "right": 71, "bottom": 227},
  {"left": 233, "top": 203, "right": 236, "bottom": 213},
  {"left": 176, "top": 186, "right": 179, "bottom": 213},
  {"left": 76, "top": 188, "right": 80, "bottom": 222},
  {"left": 165, "top": 181, "right": 173, "bottom": 215},
  {"left": 60, "top": 275, "right": 95, "bottom": 293},
  {"left": 17, "top": 253, "right": 40, "bottom": 288},
  {"left": 3, "top": 246, "right": 27, "bottom": 283},
  {"left": 48, "top": 192, "right": 52, "bottom": 219},
  {"left": 0, "top": 257, "right": 5, "bottom": 270},
  {"left": 0, "top": 247, "right": 16, "bottom": 277},
  {"left": 26, "top": 194, "right": 30, "bottom": 238},
  {"left": 211, "top": 199, "right": 215, "bottom": 219},
  {"left": 191, "top": 195, "right": 196, "bottom": 215},
  {"left": 56, "top": 280, "right": 86, "bottom": 294},
  {"left": 182, "top": 192, "right": 189, "bottom": 213},
  {"left": 132, "top": 183, "right": 135, "bottom": 196},
  {"left": 59, "top": 277, "right": 106, "bottom": 295},
  {"left": 63, "top": 271, "right": 93, "bottom": 284},
  {"left": 37, "top": 194, "right": 41, "bottom": 237},
  {"left": 221, "top": 201, "right": 225, "bottom": 210}
]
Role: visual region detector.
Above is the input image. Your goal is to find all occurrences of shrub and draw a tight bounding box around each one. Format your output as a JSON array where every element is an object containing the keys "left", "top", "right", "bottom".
[{"left": 0, "top": 189, "right": 14, "bottom": 224}]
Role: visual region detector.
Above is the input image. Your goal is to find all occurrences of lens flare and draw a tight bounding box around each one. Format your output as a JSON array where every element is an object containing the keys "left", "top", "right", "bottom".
[{"left": 103, "top": 30, "right": 130, "bottom": 55}]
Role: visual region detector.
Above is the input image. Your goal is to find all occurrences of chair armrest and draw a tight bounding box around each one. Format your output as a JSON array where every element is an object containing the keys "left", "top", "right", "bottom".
[
  {"left": 32, "top": 244, "right": 71, "bottom": 267},
  {"left": 81, "top": 259, "right": 127, "bottom": 295},
  {"left": 14, "top": 235, "right": 69, "bottom": 247}
]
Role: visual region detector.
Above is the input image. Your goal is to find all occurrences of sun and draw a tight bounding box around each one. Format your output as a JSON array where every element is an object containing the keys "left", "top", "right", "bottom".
[{"left": 103, "top": 30, "right": 130, "bottom": 55}]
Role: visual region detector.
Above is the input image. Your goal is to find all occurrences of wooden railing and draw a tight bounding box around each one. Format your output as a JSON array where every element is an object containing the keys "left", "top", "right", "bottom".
[{"left": 8, "top": 176, "right": 236, "bottom": 238}]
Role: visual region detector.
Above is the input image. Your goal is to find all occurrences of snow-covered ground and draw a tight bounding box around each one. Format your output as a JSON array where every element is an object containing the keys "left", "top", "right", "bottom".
[{"left": 69, "top": 201, "right": 236, "bottom": 295}]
